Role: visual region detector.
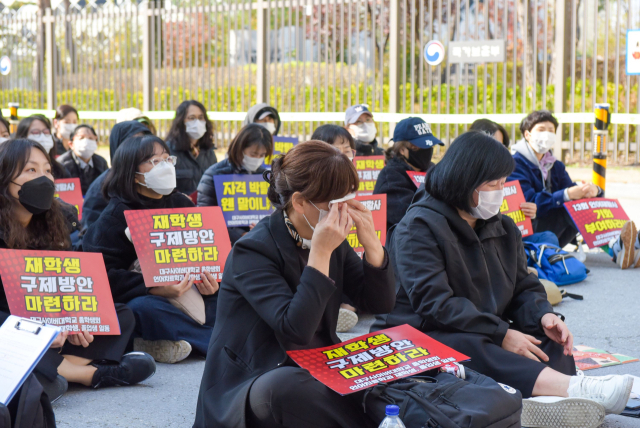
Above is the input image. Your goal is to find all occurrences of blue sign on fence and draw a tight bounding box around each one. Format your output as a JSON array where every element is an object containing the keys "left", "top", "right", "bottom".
[{"left": 213, "top": 174, "right": 275, "bottom": 227}]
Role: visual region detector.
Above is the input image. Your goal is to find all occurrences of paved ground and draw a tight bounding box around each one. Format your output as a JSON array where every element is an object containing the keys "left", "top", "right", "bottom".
[{"left": 53, "top": 178, "right": 640, "bottom": 428}]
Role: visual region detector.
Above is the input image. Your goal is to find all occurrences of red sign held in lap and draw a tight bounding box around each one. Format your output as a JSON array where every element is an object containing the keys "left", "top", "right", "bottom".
[
  {"left": 501, "top": 180, "right": 533, "bottom": 237},
  {"left": 287, "top": 325, "right": 469, "bottom": 395},
  {"left": 564, "top": 198, "right": 630, "bottom": 248},
  {"left": 0, "top": 250, "right": 120, "bottom": 335},
  {"left": 124, "top": 207, "right": 232, "bottom": 287},
  {"left": 55, "top": 178, "right": 83, "bottom": 220}
]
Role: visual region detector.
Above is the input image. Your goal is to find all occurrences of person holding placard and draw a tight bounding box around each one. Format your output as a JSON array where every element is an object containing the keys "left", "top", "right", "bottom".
[
  {"left": 83, "top": 135, "right": 220, "bottom": 364},
  {"left": 57, "top": 125, "right": 109, "bottom": 195},
  {"left": 193, "top": 141, "right": 396, "bottom": 428},
  {"left": 373, "top": 132, "right": 633, "bottom": 425},
  {"left": 197, "top": 124, "right": 273, "bottom": 244},
  {"left": 0, "top": 139, "right": 156, "bottom": 402},
  {"left": 509, "top": 110, "right": 602, "bottom": 247}
]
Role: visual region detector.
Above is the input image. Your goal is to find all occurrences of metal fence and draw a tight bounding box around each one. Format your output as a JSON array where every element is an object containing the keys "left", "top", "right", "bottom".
[{"left": 0, "top": 0, "right": 639, "bottom": 162}]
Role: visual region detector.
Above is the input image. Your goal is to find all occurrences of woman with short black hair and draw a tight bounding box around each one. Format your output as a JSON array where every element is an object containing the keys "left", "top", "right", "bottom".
[
  {"left": 373, "top": 131, "right": 632, "bottom": 425},
  {"left": 0, "top": 139, "right": 155, "bottom": 401},
  {"left": 470, "top": 118, "right": 511, "bottom": 148},
  {"left": 83, "top": 135, "right": 219, "bottom": 364},
  {"left": 57, "top": 125, "right": 109, "bottom": 195},
  {"left": 15, "top": 115, "right": 67, "bottom": 179},
  {"left": 194, "top": 140, "right": 395, "bottom": 428},
  {"left": 311, "top": 124, "right": 355, "bottom": 160},
  {"left": 52, "top": 104, "right": 79, "bottom": 155},
  {"left": 197, "top": 124, "right": 273, "bottom": 244},
  {"left": 165, "top": 100, "right": 218, "bottom": 195}
]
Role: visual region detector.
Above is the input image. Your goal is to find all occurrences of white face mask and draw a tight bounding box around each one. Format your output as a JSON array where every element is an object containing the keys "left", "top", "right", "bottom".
[
  {"left": 0, "top": 137, "right": 9, "bottom": 145},
  {"left": 527, "top": 131, "right": 555, "bottom": 154},
  {"left": 258, "top": 122, "right": 276, "bottom": 134},
  {"left": 136, "top": 161, "right": 177, "bottom": 195},
  {"left": 186, "top": 120, "right": 207, "bottom": 140},
  {"left": 73, "top": 138, "right": 98, "bottom": 159},
  {"left": 61, "top": 123, "right": 77, "bottom": 140},
  {"left": 352, "top": 122, "right": 377, "bottom": 143},
  {"left": 469, "top": 189, "right": 504, "bottom": 220},
  {"left": 242, "top": 155, "right": 265, "bottom": 173},
  {"left": 33, "top": 134, "right": 54, "bottom": 152},
  {"left": 300, "top": 194, "right": 355, "bottom": 249}
]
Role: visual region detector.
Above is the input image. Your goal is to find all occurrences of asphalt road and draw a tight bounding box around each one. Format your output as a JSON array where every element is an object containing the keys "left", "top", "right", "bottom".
[{"left": 53, "top": 181, "right": 640, "bottom": 428}]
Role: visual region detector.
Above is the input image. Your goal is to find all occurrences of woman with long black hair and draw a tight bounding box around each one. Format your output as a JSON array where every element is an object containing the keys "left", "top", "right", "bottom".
[{"left": 0, "top": 139, "right": 155, "bottom": 402}]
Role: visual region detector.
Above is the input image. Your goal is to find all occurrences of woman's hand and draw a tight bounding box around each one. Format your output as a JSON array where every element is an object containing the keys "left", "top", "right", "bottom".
[
  {"left": 583, "top": 183, "right": 599, "bottom": 198},
  {"left": 541, "top": 313, "right": 574, "bottom": 356},
  {"left": 501, "top": 329, "right": 549, "bottom": 362},
  {"left": 308, "top": 202, "right": 352, "bottom": 276},
  {"left": 347, "top": 199, "right": 385, "bottom": 267},
  {"left": 520, "top": 202, "right": 537, "bottom": 219},
  {"left": 567, "top": 184, "right": 587, "bottom": 200},
  {"left": 51, "top": 331, "right": 68, "bottom": 349},
  {"left": 195, "top": 271, "right": 219, "bottom": 295},
  {"left": 67, "top": 331, "right": 94, "bottom": 348},
  {"left": 149, "top": 272, "right": 195, "bottom": 298}
]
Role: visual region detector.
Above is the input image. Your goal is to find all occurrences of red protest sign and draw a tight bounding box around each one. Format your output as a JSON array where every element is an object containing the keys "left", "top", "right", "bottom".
[
  {"left": 406, "top": 171, "right": 426, "bottom": 189},
  {"left": 348, "top": 194, "right": 387, "bottom": 258},
  {"left": 354, "top": 156, "right": 385, "bottom": 196},
  {"left": 0, "top": 250, "right": 120, "bottom": 335},
  {"left": 55, "top": 178, "right": 83, "bottom": 220},
  {"left": 287, "top": 324, "right": 469, "bottom": 395},
  {"left": 124, "top": 207, "right": 232, "bottom": 287},
  {"left": 564, "top": 198, "right": 630, "bottom": 248},
  {"left": 501, "top": 181, "right": 533, "bottom": 237}
]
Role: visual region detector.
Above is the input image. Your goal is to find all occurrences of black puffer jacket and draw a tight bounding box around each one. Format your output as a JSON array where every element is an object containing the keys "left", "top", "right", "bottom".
[
  {"left": 355, "top": 138, "right": 384, "bottom": 156},
  {"left": 167, "top": 141, "right": 218, "bottom": 196}
]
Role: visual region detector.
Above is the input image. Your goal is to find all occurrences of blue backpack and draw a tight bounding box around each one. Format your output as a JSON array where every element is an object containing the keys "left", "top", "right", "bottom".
[{"left": 523, "top": 242, "right": 589, "bottom": 285}]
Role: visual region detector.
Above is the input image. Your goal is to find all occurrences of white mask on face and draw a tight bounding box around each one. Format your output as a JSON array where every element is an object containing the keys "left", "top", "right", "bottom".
[
  {"left": 528, "top": 131, "right": 556, "bottom": 154},
  {"left": 0, "top": 137, "right": 9, "bottom": 145},
  {"left": 186, "top": 120, "right": 207, "bottom": 140},
  {"left": 33, "top": 134, "right": 54, "bottom": 152},
  {"left": 242, "top": 155, "right": 265, "bottom": 173},
  {"left": 301, "top": 201, "right": 329, "bottom": 249},
  {"left": 61, "top": 123, "right": 77, "bottom": 140},
  {"left": 258, "top": 122, "right": 276, "bottom": 135},
  {"left": 352, "top": 122, "right": 377, "bottom": 143},
  {"left": 73, "top": 138, "right": 98, "bottom": 159},
  {"left": 136, "top": 161, "right": 177, "bottom": 195},
  {"left": 469, "top": 189, "right": 504, "bottom": 220}
]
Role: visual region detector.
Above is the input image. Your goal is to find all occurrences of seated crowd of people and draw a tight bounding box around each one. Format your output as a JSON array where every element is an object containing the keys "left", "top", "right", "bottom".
[{"left": 0, "top": 101, "right": 638, "bottom": 428}]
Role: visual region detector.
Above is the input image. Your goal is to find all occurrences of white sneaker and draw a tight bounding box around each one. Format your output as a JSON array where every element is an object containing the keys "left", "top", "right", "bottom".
[
  {"left": 133, "top": 338, "right": 192, "bottom": 364},
  {"left": 336, "top": 308, "right": 358, "bottom": 333},
  {"left": 522, "top": 396, "right": 605, "bottom": 428},
  {"left": 567, "top": 374, "right": 634, "bottom": 414}
]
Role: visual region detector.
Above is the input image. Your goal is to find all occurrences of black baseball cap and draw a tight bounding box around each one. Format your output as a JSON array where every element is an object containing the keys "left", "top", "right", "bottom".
[{"left": 392, "top": 117, "right": 444, "bottom": 149}]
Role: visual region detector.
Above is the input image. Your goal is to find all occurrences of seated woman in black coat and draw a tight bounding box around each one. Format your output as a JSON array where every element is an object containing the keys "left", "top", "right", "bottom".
[
  {"left": 373, "top": 117, "right": 443, "bottom": 232},
  {"left": 372, "top": 132, "right": 632, "bottom": 425},
  {"left": 196, "top": 124, "right": 273, "bottom": 244},
  {"left": 83, "top": 135, "right": 219, "bottom": 364},
  {"left": 194, "top": 141, "right": 396, "bottom": 428},
  {"left": 0, "top": 139, "right": 155, "bottom": 401},
  {"left": 57, "top": 125, "right": 109, "bottom": 195}
]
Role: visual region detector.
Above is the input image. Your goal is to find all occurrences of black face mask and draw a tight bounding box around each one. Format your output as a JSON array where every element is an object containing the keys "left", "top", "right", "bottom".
[
  {"left": 407, "top": 148, "right": 434, "bottom": 172},
  {"left": 12, "top": 176, "right": 56, "bottom": 215}
]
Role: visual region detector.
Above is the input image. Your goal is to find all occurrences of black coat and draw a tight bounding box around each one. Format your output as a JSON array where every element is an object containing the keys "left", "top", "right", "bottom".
[
  {"left": 355, "top": 138, "right": 385, "bottom": 156},
  {"left": 167, "top": 140, "right": 218, "bottom": 196},
  {"left": 57, "top": 151, "right": 109, "bottom": 195},
  {"left": 196, "top": 158, "right": 266, "bottom": 244},
  {"left": 373, "top": 157, "right": 422, "bottom": 231},
  {"left": 193, "top": 211, "right": 396, "bottom": 428},
  {"left": 372, "top": 189, "right": 554, "bottom": 345},
  {"left": 82, "top": 192, "right": 194, "bottom": 303}
]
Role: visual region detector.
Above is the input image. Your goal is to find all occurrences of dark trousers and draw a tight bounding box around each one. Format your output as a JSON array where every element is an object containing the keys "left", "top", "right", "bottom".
[
  {"left": 427, "top": 330, "right": 576, "bottom": 398},
  {"left": 126, "top": 294, "right": 217, "bottom": 355},
  {"left": 534, "top": 208, "right": 579, "bottom": 247},
  {"left": 246, "top": 366, "right": 375, "bottom": 428}
]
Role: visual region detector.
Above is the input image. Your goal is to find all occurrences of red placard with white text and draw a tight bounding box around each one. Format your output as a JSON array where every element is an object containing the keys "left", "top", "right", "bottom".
[
  {"left": 501, "top": 181, "right": 533, "bottom": 237},
  {"left": 354, "top": 156, "right": 385, "bottom": 196},
  {"left": 124, "top": 207, "right": 232, "bottom": 287},
  {"left": 55, "top": 178, "right": 83, "bottom": 220},
  {"left": 0, "top": 250, "right": 120, "bottom": 335},
  {"left": 287, "top": 325, "right": 470, "bottom": 395},
  {"left": 348, "top": 194, "right": 387, "bottom": 258},
  {"left": 564, "top": 198, "right": 630, "bottom": 248},
  {"left": 406, "top": 171, "right": 426, "bottom": 188}
]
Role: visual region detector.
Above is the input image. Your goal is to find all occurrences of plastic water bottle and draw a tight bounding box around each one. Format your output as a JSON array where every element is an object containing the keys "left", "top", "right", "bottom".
[{"left": 378, "top": 405, "right": 406, "bottom": 428}]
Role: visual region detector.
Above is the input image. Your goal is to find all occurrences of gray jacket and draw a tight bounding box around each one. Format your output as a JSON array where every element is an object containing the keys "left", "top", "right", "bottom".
[{"left": 243, "top": 103, "right": 281, "bottom": 135}]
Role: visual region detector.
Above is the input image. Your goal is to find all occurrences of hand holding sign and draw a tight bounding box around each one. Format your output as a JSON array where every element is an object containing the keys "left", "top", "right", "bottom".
[{"left": 148, "top": 272, "right": 195, "bottom": 298}]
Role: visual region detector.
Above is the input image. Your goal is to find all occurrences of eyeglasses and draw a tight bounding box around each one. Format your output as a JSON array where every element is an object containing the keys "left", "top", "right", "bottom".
[
  {"left": 29, "top": 130, "right": 51, "bottom": 136},
  {"left": 145, "top": 156, "right": 178, "bottom": 167}
]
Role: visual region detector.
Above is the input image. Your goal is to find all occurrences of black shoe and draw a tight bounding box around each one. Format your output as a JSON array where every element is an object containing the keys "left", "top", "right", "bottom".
[
  {"left": 90, "top": 352, "right": 156, "bottom": 388},
  {"left": 35, "top": 374, "right": 68, "bottom": 403}
]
